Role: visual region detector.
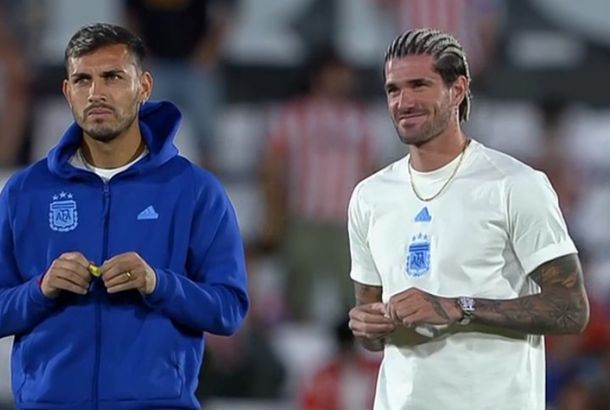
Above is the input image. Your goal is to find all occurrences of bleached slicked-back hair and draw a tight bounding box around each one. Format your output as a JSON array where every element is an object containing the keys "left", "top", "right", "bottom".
[{"left": 384, "top": 28, "right": 472, "bottom": 122}]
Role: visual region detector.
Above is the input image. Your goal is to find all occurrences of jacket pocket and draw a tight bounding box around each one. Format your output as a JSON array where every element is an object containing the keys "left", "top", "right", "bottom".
[
  {"left": 97, "top": 310, "right": 188, "bottom": 402},
  {"left": 14, "top": 328, "right": 92, "bottom": 405},
  {"left": 99, "top": 349, "right": 185, "bottom": 401}
]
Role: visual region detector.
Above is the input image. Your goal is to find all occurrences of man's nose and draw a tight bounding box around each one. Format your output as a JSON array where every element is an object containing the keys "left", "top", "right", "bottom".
[
  {"left": 397, "top": 90, "right": 416, "bottom": 109},
  {"left": 87, "top": 80, "right": 107, "bottom": 103}
]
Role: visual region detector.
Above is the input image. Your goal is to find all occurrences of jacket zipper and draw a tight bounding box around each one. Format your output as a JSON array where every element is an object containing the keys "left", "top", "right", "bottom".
[{"left": 93, "top": 182, "right": 110, "bottom": 409}]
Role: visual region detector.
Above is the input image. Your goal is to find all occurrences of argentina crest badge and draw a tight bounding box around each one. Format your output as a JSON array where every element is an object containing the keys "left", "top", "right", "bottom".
[
  {"left": 49, "top": 192, "right": 78, "bottom": 232},
  {"left": 405, "top": 233, "right": 431, "bottom": 278}
]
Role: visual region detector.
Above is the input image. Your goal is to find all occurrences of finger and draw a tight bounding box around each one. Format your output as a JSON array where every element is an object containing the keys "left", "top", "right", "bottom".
[
  {"left": 349, "top": 307, "right": 396, "bottom": 336},
  {"left": 52, "top": 278, "right": 89, "bottom": 295},
  {"left": 59, "top": 252, "right": 91, "bottom": 270},
  {"left": 106, "top": 283, "right": 134, "bottom": 294},
  {"left": 368, "top": 302, "right": 388, "bottom": 315},
  {"left": 106, "top": 277, "right": 139, "bottom": 294},
  {"left": 352, "top": 303, "right": 391, "bottom": 317},
  {"left": 388, "top": 296, "right": 425, "bottom": 323},
  {"left": 48, "top": 269, "right": 89, "bottom": 294},
  {"left": 104, "top": 268, "right": 140, "bottom": 289},
  {"left": 387, "top": 303, "right": 405, "bottom": 324},
  {"left": 99, "top": 259, "right": 131, "bottom": 282},
  {"left": 51, "top": 262, "right": 92, "bottom": 286},
  {"left": 100, "top": 252, "right": 141, "bottom": 281},
  {"left": 363, "top": 322, "right": 396, "bottom": 335},
  {"left": 55, "top": 269, "right": 91, "bottom": 290},
  {"left": 102, "top": 252, "right": 139, "bottom": 268},
  {"left": 350, "top": 322, "right": 396, "bottom": 338},
  {"left": 351, "top": 309, "right": 395, "bottom": 325},
  {"left": 102, "top": 252, "right": 131, "bottom": 265},
  {"left": 396, "top": 305, "right": 426, "bottom": 326},
  {"left": 388, "top": 287, "right": 417, "bottom": 304},
  {"left": 401, "top": 310, "right": 432, "bottom": 327}
]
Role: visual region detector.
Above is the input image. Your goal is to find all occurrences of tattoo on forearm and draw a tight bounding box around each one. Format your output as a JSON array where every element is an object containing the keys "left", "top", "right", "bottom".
[
  {"left": 474, "top": 254, "right": 589, "bottom": 334},
  {"left": 425, "top": 294, "right": 450, "bottom": 321},
  {"left": 355, "top": 283, "right": 383, "bottom": 305}
]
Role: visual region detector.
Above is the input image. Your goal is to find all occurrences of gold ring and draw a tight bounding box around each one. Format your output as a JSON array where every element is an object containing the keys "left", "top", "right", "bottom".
[{"left": 124, "top": 271, "right": 133, "bottom": 281}]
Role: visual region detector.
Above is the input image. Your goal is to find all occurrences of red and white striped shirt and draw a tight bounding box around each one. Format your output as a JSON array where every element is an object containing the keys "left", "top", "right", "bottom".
[{"left": 267, "top": 96, "right": 374, "bottom": 224}]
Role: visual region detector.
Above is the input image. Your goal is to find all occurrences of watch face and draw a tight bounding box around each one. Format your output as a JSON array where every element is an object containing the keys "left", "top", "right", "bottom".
[
  {"left": 459, "top": 297, "right": 475, "bottom": 313},
  {"left": 458, "top": 297, "right": 475, "bottom": 326}
]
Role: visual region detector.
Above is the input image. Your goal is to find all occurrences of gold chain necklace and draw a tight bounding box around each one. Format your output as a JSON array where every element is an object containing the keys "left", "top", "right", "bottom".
[{"left": 408, "top": 139, "right": 470, "bottom": 202}]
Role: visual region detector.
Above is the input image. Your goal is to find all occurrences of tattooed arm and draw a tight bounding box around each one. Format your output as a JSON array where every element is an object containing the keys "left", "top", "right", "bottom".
[
  {"left": 386, "top": 254, "right": 589, "bottom": 335},
  {"left": 348, "top": 282, "right": 396, "bottom": 351},
  {"left": 472, "top": 254, "right": 590, "bottom": 334}
]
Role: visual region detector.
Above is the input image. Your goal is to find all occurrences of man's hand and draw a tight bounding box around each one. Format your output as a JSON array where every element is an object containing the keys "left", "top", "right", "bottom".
[
  {"left": 99, "top": 252, "right": 157, "bottom": 295},
  {"left": 41, "top": 252, "right": 92, "bottom": 298},
  {"left": 349, "top": 302, "right": 396, "bottom": 341},
  {"left": 387, "top": 287, "right": 461, "bottom": 327}
]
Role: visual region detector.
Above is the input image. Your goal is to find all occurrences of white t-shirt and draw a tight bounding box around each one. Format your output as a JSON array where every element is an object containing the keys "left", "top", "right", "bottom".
[
  {"left": 70, "top": 147, "right": 149, "bottom": 182},
  {"left": 348, "top": 139, "right": 576, "bottom": 410}
]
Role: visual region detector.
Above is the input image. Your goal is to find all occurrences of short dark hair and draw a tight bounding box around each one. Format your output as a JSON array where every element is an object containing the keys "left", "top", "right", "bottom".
[
  {"left": 64, "top": 23, "right": 146, "bottom": 73},
  {"left": 384, "top": 28, "right": 472, "bottom": 122}
]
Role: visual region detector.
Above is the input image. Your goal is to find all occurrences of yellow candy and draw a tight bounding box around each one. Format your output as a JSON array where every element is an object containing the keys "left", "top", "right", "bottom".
[{"left": 88, "top": 264, "right": 101, "bottom": 277}]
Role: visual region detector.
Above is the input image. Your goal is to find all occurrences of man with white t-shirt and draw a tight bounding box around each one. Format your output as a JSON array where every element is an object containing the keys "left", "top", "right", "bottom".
[{"left": 347, "top": 28, "right": 590, "bottom": 410}]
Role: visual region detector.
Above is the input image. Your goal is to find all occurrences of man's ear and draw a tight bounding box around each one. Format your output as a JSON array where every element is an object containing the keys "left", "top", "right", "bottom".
[
  {"left": 139, "top": 71, "right": 153, "bottom": 103},
  {"left": 62, "top": 79, "right": 73, "bottom": 109},
  {"left": 451, "top": 75, "right": 468, "bottom": 109}
]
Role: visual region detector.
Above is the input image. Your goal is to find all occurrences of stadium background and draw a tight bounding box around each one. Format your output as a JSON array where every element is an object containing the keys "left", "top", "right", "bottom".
[{"left": 0, "top": 0, "right": 609, "bottom": 409}]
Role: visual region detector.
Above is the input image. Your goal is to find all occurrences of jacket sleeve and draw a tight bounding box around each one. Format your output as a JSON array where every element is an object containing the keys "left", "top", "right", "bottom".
[
  {"left": 142, "top": 174, "right": 249, "bottom": 335},
  {"left": 0, "top": 180, "right": 58, "bottom": 338}
]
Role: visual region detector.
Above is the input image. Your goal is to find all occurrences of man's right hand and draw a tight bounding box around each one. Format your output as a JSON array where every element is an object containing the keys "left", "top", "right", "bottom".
[
  {"left": 40, "top": 252, "right": 92, "bottom": 299},
  {"left": 349, "top": 302, "right": 396, "bottom": 341}
]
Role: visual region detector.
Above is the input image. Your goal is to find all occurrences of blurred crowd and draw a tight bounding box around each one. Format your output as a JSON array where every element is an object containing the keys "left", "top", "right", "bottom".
[{"left": 1, "top": 0, "right": 609, "bottom": 409}]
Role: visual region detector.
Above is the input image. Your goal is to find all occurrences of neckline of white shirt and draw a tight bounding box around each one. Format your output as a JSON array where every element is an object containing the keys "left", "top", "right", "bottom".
[
  {"left": 70, "top": 147, "right": 149, "bottom": 182},
  {"left": 407, "top": 139, "right": 477, "bottom": 182}
]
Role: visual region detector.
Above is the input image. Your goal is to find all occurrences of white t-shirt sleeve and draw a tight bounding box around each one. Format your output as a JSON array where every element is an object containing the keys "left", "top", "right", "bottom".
[
  {"left": 507, "top": 170, "right": 577, "bottom": 275},
  {"left": 348, "top": 184, "right": 382, "bottom": 286}
]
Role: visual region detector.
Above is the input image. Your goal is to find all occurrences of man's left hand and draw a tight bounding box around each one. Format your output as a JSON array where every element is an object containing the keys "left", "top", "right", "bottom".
[
  {"left": 387, "top": 287, "right": 461, "bottom": 327},
  {"left": 99, "top": 252, "right": 157, "bottom": 295}
]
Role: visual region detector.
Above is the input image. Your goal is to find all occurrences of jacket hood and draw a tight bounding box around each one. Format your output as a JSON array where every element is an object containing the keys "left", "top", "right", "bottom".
[{"left": 47, "top": 101, "right": 181, "bottom": 178}]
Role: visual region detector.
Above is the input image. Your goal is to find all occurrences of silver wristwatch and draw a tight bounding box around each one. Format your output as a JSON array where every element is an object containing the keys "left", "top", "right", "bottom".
[{"left": 457, "top": 296, "right": 476, "bottom": 326}]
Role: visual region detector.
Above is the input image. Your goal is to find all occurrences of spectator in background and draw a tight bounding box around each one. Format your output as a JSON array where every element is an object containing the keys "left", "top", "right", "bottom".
[
  {"left": 125, "top": 0, "right": 237, "bottom": 168},
  {"left": 263, "top": 48, "right": 376, "bottom": 323},
  {"left": 375, "top": 0, "right": 504, "bottom": 77},
  {"left": 299, "top": 317, "right": 380, "bottom": 410},
  {"left": 0, "top": 2, "right": 31, "bottom": 169}
]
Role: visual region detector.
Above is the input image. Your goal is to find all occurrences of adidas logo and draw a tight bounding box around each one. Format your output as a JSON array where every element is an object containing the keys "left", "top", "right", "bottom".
[
  {"left": 414, "top": 207, "right": 431, "bottom": 222},
  {"left": 137, "top": 206, "right": 159, "bottom": 220}
]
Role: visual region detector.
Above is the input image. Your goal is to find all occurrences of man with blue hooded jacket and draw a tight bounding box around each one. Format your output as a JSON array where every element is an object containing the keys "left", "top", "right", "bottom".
[{"left": 0, "top": 23, "right": 249, "bottom": 410}]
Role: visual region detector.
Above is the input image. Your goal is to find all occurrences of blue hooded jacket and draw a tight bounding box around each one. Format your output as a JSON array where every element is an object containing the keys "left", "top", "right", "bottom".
[{"left": 0, "top": 101, "right": 249, "bottom": 409}]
